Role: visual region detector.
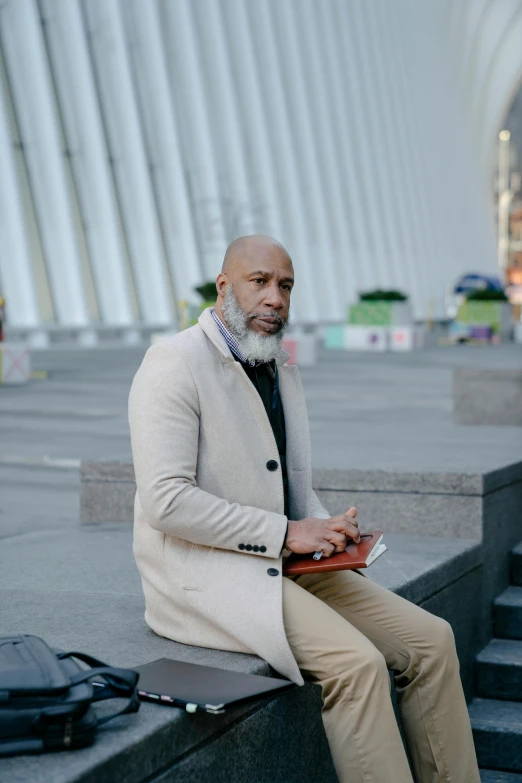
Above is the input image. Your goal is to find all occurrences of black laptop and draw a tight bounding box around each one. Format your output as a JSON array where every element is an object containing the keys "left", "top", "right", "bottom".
[{"left": 96, "top": 657, "right": 295, "bottom": 714}]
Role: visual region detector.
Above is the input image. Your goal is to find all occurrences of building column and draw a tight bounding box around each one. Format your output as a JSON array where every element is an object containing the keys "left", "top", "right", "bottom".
[{"left": 1, "top": 0, "right": 89, "bottom": 327}]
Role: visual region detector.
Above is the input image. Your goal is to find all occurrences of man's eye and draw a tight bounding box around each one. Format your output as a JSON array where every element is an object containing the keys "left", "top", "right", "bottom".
[{"left": 254, "top": 279, "right": 265, "bottom": 284}]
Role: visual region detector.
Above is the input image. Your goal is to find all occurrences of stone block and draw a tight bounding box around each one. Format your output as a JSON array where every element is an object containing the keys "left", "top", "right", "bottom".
[
  {"left": 454, "top": 368, "right": 522, "bottom": 426},
  {"left": 80, "top": 460, "right": 136, "bottom": 523},
  {"left": 470, "top": 697, "right": 522, "bottom": 772},
  {"left": 511, "top": 541, "right": 522, "bottom": 586},
  {"left": 476, "top": 639, "right": 522, "bottom": 701},
  {"left": 0, "top": 342, "right": 31, "bottom": 384},
  {"left": 282, "top": 334, "right": 317, "bottom": 366},
  {"left": 0, "top": 524, "right": 484, "bottom": 783},
  {"left": 314, "top": 488, "right": 483, "bottom": 539},
  {"left": 494, "top": 587, "right": 522, "bottom": 640}
]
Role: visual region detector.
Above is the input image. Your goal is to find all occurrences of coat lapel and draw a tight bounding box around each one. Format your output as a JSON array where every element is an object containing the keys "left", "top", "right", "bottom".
[{"left": 198, "top": 306, "right": 311, "bottom": 520}]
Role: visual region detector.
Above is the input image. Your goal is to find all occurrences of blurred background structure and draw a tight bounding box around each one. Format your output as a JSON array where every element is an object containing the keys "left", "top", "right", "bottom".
[{"left": 1, "top": 0, "right": 522, "bottom": 345}]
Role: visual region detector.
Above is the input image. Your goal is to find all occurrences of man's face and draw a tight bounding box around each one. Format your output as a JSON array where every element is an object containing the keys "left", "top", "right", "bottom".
[{"left": 221, "top": 250, "right": 294, "bottom": 335}]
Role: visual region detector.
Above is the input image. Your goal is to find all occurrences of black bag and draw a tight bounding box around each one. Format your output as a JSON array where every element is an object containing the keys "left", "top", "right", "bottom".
[{"left": 0, "top": 634, "right": 140, "bottom": 756}]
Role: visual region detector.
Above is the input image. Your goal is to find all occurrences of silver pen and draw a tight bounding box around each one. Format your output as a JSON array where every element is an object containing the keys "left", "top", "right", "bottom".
[{"left": 312, "top": 550, "right": 323, "bottom": 560}]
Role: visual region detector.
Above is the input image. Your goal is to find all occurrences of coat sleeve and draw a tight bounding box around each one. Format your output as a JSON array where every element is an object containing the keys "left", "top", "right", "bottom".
[
  {"left": 309, "top": 489, "right": 331, "bottom": 520},
  {"left": 128, "top": 342, "right": 288, "bottom": 559}
]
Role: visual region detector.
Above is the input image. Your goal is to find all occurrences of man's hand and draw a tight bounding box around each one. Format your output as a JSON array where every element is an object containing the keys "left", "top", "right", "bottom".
[{"left": 284, "top": 507, "right": 360, "bottom": 556}]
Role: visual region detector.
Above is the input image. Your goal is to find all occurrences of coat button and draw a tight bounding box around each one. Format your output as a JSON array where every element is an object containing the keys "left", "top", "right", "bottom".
[
  {"left": 253, "top": 545, "right": 259, "bottom": 552},
  {"left": 259, "top": 546, "right": 267, "bottom": 553},
  {"left": 245, "top": 544, "right": 253, "bottom": 551},
  {"left": 238, "top": 543, "right": 245, "bottom": 550},
  {"left": 267, "top": 568, "right": 279, "bottom": 576},
  {"left": 266, "top": 460, "right": 278, "bottom": 471}
]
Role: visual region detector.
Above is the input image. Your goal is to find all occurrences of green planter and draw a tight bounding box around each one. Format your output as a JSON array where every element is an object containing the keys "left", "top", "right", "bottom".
[
  {"left": 348, "top": 301, "right": 412, "bottom": 326},
  {"left": 456, "top": 301, "right": 512, "bottom": 336}
]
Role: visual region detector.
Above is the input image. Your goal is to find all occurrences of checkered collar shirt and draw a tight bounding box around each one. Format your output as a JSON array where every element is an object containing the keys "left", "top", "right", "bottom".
[{"left": 211, "top": 308, "right": 268, "bottom": 367}]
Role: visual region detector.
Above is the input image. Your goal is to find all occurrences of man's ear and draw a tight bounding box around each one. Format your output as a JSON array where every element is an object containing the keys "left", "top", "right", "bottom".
[{"left": 216, "top": 273, "right": 228, "bottom": 298}]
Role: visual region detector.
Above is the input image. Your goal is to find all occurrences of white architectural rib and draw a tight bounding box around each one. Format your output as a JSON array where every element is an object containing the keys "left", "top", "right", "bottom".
[
  {"left": 245, "top": 0, "right": 321, "bottom": 321},
  {"left": 383, "top": 0, "right": 442, "bottom": 313},
  {"left": 0, "top": 0, "right": 88, "bottom": 326},
  {"left": 81, "top": 0, "right": 172, "bottom": 325},
  {"left": 315, "top": 2, "right": 375, "bottom": 292},
  {"left": 365, "top": 0, "right": 426, "bottom": 310},
  {"left": 158, "top": 0, "right": 227, "bottom": 280},
  {"left": 216, "top": 0, "right": 305, "bottom": 321},
  {"left": 189, "top": 0, "right": 255, "bottom": 238},
  {"left": 345, "top": 0, "right": 406, "bottom": 294},
  {"left": 333, "top": 0, "right": 393, "bottom": 290},
  {"left": 39, "top": 0, "right": 135, "bottom": 326},
  {"left": 0, "top": 84, "right": 40, "bottom": 327},
  {"left": 291, "top": 0, "right": 361, "bottom": 307},
  {"left": 267, "top": 0, "right": 342, "bottom": 320},
  {"left": 120, "top": 0, "right": 202, "bottom": 306}
]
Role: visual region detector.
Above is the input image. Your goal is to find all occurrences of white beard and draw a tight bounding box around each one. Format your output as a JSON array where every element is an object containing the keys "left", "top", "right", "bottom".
[{"left": 221, "top": 285, "right": 289, "bottom": 363}]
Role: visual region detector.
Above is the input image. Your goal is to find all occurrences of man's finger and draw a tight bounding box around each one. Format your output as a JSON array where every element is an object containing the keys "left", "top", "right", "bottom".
[
  {"left": 345, "top": 507, "right": 358, "bottom": 518},
  {"left": 328, "top": 519, "right": 361, "bottom": 539}
]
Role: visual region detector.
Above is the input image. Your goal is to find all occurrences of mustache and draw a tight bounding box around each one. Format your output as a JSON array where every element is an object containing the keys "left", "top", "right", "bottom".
[{"left": 247, "top": 311, "right": 285, "bottom": 325}]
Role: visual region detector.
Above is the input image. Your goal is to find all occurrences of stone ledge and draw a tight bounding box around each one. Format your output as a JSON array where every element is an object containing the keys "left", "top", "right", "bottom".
[
  {"left": 454, "top": 368, "right": 522, "bottom": 427},
  {"left": 0, "top": 526, "right": 482, "bottom": 783}
]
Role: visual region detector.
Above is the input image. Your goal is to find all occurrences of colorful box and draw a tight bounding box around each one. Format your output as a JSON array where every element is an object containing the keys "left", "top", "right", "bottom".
[
  {"left": 456, "top": 302, "right": 512, "bottom": 336},
  {"left": 348, "top": 301, "right": 412, "bottom": 327},
  {"left": 390, "top": 327, "right": 426, "bottom": 351}
]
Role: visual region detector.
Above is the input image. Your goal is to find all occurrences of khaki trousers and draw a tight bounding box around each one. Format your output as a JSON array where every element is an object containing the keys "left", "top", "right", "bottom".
[{"left": 282, "top": 569, "right": 481, "bottom": 783}]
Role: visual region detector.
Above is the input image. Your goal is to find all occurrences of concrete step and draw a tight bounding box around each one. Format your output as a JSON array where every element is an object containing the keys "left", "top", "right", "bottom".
[
  {"left": 476, "top": 639, "right": 522, "bottom": 700},
  {"left": 470, "top": 698, "right": 522, "bottom": 772},
  {"left": 512, "top": 541, "right": 522, "bottom": 587},
  {"left": 480, "top": 771, "right": 522, "bottom": 782},
  {"left": 494, "top": 587, "right": 522, "bottom": 640}
]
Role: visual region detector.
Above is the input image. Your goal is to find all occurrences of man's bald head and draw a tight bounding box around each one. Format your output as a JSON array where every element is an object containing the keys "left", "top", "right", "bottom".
[
  {"left": 221, "top": 235, "right": 293, "bottom": 277},
  {"left": 214, "top": 235, "right": 294, "bottom": 353}
]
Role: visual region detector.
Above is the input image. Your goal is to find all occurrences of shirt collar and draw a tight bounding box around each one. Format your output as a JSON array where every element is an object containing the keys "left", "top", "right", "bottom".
[{"left": 210, "top": 308, "right": 270, "bottom": 367}]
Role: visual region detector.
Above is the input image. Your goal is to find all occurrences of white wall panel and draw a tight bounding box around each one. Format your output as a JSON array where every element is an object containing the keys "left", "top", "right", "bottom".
[
  {"left": 1, "top": 0, "right": 522, "bottom": 332},
  {"left": 82, "top": 0, "right": 173, "bottom": 325},
  {"left": 39, "top": 0, "right": 135, "bottom": 326},
  {"left": 0, "top": 84, "right": 40, "bottom": 327},
  {"left": 120, "top": 0, "right": 202, "bottom": 306},
  {"left": 1, "top": 0, "right": 89, "bottom": 326}
]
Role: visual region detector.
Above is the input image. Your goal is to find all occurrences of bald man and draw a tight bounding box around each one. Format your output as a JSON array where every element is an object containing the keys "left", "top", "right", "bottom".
[{"left": 129, "top": 235, "right": 480, "bottom": 783}]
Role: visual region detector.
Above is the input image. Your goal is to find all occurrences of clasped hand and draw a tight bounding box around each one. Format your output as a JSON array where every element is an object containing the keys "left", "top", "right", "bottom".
[{"left": 285, "top": 507, "right": 360, "bottom": 557}]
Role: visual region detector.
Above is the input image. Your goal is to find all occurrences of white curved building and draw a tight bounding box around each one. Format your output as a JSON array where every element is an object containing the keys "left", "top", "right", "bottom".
[{"left": 0, "top": 0, "right": 521, "bottom": 343}]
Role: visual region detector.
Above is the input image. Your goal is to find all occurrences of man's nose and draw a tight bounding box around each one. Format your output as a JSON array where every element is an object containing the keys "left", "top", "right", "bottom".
[{"left": 262, "top": 284, "right": 285, "bottom": 310}]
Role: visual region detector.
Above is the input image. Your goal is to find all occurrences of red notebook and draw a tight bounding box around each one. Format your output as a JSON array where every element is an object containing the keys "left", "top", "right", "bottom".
[{"left": 282, "top": 530, "right": 386, "bottom": 576}]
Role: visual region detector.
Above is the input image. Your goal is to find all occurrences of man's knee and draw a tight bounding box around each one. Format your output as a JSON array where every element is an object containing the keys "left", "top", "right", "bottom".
[
  {"left": 422, "top": 614, "right": 457, "bottom": 664},
  {"left": 340, "top": 645, "right": 389, "bottom": 688}
]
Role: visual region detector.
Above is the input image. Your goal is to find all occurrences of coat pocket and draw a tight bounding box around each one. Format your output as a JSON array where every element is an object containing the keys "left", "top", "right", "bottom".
[{"left": 181, "top": 542, "right": 212, "bottom": 591}]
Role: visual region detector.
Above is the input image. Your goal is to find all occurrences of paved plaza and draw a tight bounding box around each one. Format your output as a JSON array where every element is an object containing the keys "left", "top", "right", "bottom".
[{"left": 1, "top": 341, "right": 522, "bottom": 542}]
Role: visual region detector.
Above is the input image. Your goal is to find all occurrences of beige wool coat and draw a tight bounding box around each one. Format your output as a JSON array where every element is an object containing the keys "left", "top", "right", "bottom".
[{"left": 128, "top": 307, "right": 333, "bottom": 685}]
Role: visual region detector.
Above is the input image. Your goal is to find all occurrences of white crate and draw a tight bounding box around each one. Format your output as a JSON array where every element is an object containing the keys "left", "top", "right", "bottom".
[
  {"left": 344, "top": 326, "right": 388, "bottom": 351},
  {"left": 390, "top": 326, "right": 426, "bottom": 351},
  {"left": 0, "top": 342, "right": 31, "bottom": 384}
]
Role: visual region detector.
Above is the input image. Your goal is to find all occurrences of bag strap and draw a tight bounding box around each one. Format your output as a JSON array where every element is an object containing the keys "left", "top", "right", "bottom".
[
  {"left": 32, "top": 651, "right": 141, "bottom": 729},
  {"left": 57, "top": 651, "right": 138, "bottom": 692}
]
